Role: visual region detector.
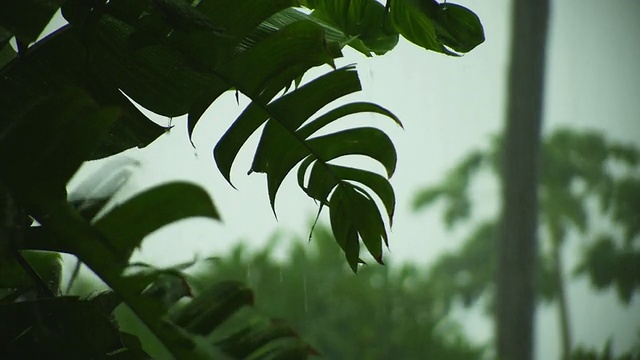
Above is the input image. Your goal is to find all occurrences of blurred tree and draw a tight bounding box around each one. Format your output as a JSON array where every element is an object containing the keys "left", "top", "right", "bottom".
[
  {"left": 190, "top": 226, "right": 486, "bottom": 360},
  {"left": 413, "top": 128, "right": 640, "bottom": 359}
]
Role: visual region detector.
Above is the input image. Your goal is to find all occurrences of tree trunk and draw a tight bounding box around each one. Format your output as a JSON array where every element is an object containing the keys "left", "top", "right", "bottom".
[
  {"left": 496, "top": 1, "right": 550, "bottom": 360},
  {"left": 552, "top": 238, "right": 573, "bottom": 360}
]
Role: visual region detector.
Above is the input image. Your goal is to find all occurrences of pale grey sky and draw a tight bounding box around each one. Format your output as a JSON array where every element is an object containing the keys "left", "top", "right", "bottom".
[{"left": 65, "top": 1, "right": 640, "bottom": 359}]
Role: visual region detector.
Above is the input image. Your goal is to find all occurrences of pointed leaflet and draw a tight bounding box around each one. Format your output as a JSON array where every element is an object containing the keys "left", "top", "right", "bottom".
[
  {"left": 297, "top": 159, "right": 337, "bottom": 207},
  {"left": 181, "top": 0, "right": 303, "bottom": 135},
  {"left": 297, "top": 101, "right": 401, "bottom": 139},
  {"left": 201, "top": 62, "right": 315, "bottom": 163},
  {"left": 349, "top": 185, "right": 388, "bottom": 261},
  {"left": 193, "top": 29, "right": 338, "bottom": 143},
  {"left": 258, "top": 125, "right": 397, "bottom": 214},
  {"left": 94, "top": 182, "right": 220, "bottom": 262},
  {"left": 250, "top": 67, "right": 363, "bottom": 209},
  {"left": 308, "top": 127, "right": 397, "bottom": 177},
  {"left": 213, "top": 23, "right": 340, "bottom": 184},
  {"left": 329, "top": 186, "right": 361, "bottom": 271},
  {"left": 213, "top": 85, "right": 285, "bottom": 186},
  {"left": 304, "top": 163, "right": 396, "bottom": 223}
]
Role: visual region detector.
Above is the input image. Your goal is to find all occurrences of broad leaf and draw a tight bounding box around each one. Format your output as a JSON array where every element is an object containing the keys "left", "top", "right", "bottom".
[
  {"left": 303, "top": 0, "right": 399, "bottom": 56},
  {"left": 389, "top": 0, "right": 484, "bottom": 55},
  {"left": 94, "top": 182, "right": 220, "bottom": 262},
  {"left": 389, "top": 0, "right": 444, "bottom": 54},
  {"left": 434, "top": 3, "right": 485, "bottom": 53}
]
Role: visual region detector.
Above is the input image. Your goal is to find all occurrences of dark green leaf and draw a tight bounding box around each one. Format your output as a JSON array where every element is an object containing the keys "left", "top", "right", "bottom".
[
  {"left": 0, "top": 26, "right": 165, "bottom": 159},
  {"left": 0, "top": 0, "right": 65, "bottom": 44},
  {"left": 388, "top": 0, "right": 484, "bottom": 55},
  {"left": 250, "top": 67, "right": 363, "bottom": 209},
  {"left": 301, "top": 162, "right": 395, "bottom": 223},
  {"left": 332, "top": 165, "right": 396, "bottom": 222},
  {"left": 94, "top": 182, "right": 220, "bottom": 262},
  {"left": 87, "top": 14, "right": 223, "bottom": 117},
  {"left": 0, "top": 296, "right": 146, "bottom": 359},
  {"left": 389, "top": 0, "right": 448, "bottom": 54},
  {"left": 329, "top": 185, "right": 388, "bottom": 270},
  {"left": 433, "top": 4, "right": 484, "bottom": 53},
  {"left": 0, "top": 87, "right": 117, "bottom": 203},
  {"left": 213, "top": 27, "right": 342, "bottom": 184},
  {"left": 297, "top": 101, "right": 401, "bottom": 139},
  {"left": 308, "top": 127, "right": 397, "bottom": 177},
  {"left": 305, "top": 0, "right": 399, "bottom": 55},
  {"left": 196, "top": 0, "right": 296, "bottom": 41}
]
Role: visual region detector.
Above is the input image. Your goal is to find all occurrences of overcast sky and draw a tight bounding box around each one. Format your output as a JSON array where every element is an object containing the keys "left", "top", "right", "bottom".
[{"left": 65, "top": 1, "right": 640, "bottom": 359}]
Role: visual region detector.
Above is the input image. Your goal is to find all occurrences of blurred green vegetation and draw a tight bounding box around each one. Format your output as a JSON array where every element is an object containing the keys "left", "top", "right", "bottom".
[
  {"left": 413, "top": 128, "right": 640, "bottom": 359},
  {"left": 190, "top": 225, "right": 486, "bottom": 359},
  {"left": 68, "top": 225, "right": 487, "bottom": 359}
]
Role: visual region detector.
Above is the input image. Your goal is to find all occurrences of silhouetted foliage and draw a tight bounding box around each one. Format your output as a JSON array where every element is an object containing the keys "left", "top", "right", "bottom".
[{"left": 0, "top": 0, "right": 484, "bottom": 358}]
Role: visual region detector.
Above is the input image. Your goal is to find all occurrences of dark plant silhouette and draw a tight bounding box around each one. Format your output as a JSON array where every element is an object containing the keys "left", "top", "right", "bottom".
[{"left": 0, "top": 0, "right": 484, "bottom": 358}]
